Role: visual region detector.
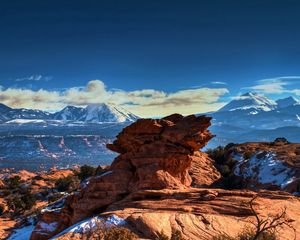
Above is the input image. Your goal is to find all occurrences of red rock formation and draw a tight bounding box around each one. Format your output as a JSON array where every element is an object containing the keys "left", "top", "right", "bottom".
[
  {"left": 49, "top": 189, "right": 300, "bottom": 240},
  {"left": 31, "top": 114, "right": 220, "bottom": 239}
]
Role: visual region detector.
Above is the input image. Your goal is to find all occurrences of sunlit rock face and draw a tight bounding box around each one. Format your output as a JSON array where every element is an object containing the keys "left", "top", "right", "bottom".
[{"left": 30, "top": 114, "right": 220, "bottom": 239}]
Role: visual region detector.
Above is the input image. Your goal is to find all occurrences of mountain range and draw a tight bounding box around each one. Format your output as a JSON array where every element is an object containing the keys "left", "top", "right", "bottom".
[
  {"left": 0, "top": 103, "right": 139, "bottom": 124},
  {"left": 211, "top": 92, "right": 300, "bottom": 129},
  {"left": 207, "top": 92, "right": 300, "bottom": 148},
  {"left": 0, "top": 103, "right": 137, "bottom": 170},
  {"left": 1, "top": 92, "right": 300, "bottom": 169}
]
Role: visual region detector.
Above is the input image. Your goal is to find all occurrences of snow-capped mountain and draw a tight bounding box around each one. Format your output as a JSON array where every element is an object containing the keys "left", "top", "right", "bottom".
[
  {"left": 53, "top": 103, "right": 139, "bottom": 123},
  {"left": 0, "top": 103, "right": 139, "bottom": 123},
  {"left": 6, "top": 108, "right": 51, "bottom": 119},
  {"left": 0, "top": 103, "right": 12, "bottom": 113},
  {"left": 53, "top": 106, "right": 86, "bottom": 121},
  {"left": 0, "top": 105, "right": 51, "bottom": 123},
  {"left": 0, "top": 102, "right": 138, "bottom": 170},
  {"left": 78, "top": 103, "right": 139, "bottom": 123},
  {"left": 0, "top": 104, "right": 12, "bottom": 122},
  {"left": 205, "top": 92, "right": 300, "bottom": 149},
  {"left": 276, "top": 96, "right": 298, "bottom": 109},
  {"left": 218, "top": 92, "right": 277, "bottom": 113}
]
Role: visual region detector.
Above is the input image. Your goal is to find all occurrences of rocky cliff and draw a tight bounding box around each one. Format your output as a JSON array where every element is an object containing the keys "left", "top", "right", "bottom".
[
  {"left": 30, "top": 115, "right": 300, "bottom": 240},
  {"left": 31, "top": 114, "right": 220, "bottom": 239}
]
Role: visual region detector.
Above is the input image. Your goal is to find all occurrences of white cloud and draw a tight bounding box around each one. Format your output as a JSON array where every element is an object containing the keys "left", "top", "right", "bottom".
[
  {"left": 0, "top": 80, "right": 229, "bottom": 117},
  {"left": 244, "top": 76, "right": 300, "bottom": 95},
  {"left": 210, "top": 81, "right": 227, "bottom": 85},
  {"left": 15, "top": 75, "right": 53, "bottom": 82}
]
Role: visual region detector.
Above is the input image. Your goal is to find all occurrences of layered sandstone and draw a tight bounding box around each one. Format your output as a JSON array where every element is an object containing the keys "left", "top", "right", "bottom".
[
  {"left": 50, "top": 189, "right": 300, "bottom": 240},
  {"left": 30, "top": 115, "right": 300, "bottom": 240},
  {"left": 31, "top": 114, "right": 220, "bottom": 239}
]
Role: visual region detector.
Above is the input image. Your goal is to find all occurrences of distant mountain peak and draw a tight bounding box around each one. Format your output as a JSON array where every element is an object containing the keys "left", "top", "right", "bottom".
[
  {"left": 82, "top": 102, "right": 138, "bottom": 123},
  {"left": 53, "top": 102, "right": 139, "bottom": 123},
  {"left": 241, "top": 92, "right": 259, "bottom": 97},
  {"left": 218, "top": 92, "right": 276, "bottom": 112},
  {"left": 53, "top": 105, "right": 85, "bottom": 121},
  {"left": 276, "top": 96, "right": 298, "bottom": 109},
  {"left": 0, "top": 103, "right": 12, "bottom": 112}
]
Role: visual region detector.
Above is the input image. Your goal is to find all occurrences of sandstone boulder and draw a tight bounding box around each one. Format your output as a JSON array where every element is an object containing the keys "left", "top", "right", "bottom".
[{"left": 31, "top": 114, "right": 220, "bottom": 239}]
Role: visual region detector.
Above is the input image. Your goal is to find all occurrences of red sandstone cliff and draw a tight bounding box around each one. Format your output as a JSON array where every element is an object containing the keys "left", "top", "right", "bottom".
[{"left": 30, "top": 115, "right": 300, "bottom": 240}]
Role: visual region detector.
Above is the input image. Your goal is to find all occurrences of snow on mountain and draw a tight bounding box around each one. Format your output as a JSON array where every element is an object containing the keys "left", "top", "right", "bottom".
[
  {"left": 53, "top": 106, "right": 86, "bottom": 121},
  {"left": 78, "top": 103, "right": 138, "bottom": 123},
  {"left": 53, "top": 103, "right": 139, "bottom": 123},
  {"left": 218, "top": 92, "right": 277, "bottom": 113},
  {"left": 276, "top": 96, "right": 299, "bottom": 109},
  {"left": 0, "top": 103, "right": 12, "bottom": 122},
  {"left": 5, "top": 119, "right": 47, "bottom": 124},
  {"left": 0, "top": 104, "right": 51, "bottom": 123},
  {"left": 0, "top": 103, "right": 12, "bottom": 113},
  {"left": 0, "top": 103, "right": 139, "bottom": 123},
  {"left": 7, "top": 108, "right": 51, "bottom": 119},
  {"left": 205, "top": 93, "right": 300, "bottom": 148}
]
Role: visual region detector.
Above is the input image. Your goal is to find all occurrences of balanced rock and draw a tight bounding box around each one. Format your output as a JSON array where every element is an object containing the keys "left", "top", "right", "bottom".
[{"left": 31, "top": 114, "right": 220, "bottom": 239}]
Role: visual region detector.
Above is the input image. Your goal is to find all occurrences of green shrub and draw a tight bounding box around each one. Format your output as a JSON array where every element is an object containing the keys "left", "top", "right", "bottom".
[
  {"left": 243, "top": 151, "right": 253, "bottom": 160},
  {"left": 55, "top": 175, "right": 80, "bottom": 192},
  {"left": 7, "top": 190, "right": 36, "bottom": 213},
  {"left": 48, "top": 192, "right": 65, "bottom": 203},
  {"left": 0, "top": 204, "right": 5, "bottom": 215},
  {"left": 238, "top": 228, "right": 276, "bottom": 240},
  {"left": 84, "top": 223, "right": 138, "bottom": 240},
  {"left": 222, "top": 173, "right": 243, "bottom": 189},
  {"left": 206, "top": 146, "right": 226, "bottom": 165},
  {"left": 6, "top": 176, "right": 22, "bottom": 189},
  {"left": 219, "top": 165, "right": 231, "bottom": 177},
  {"left": 207, "top": 145, "right": 243, "bottom": 189},
  {"left": 95, "top": 166, "right": 107, "bottom": 176},
  {"left": 212, "top": 234, "right": 235, "bottom": 240},
  {"left": 273, "top": 137, "right": 289, "bottom": 144},
  {"left": 77, "top": 165, "right": 96, "bottom": 181},
  {"left": 224, "top": 143, "right": 235, "bottom": 150},
  {"left": 213, "top": 229, "right": 277, "bottom": 240},
  {"left": 155, "top": 231, "right": 169, "bottom": 240},
  {"left": 171, "top": 229, "right": 185, "bottom": 240},
  {"left": 103, "top": 227, "right": 139, "bottom": 240}
]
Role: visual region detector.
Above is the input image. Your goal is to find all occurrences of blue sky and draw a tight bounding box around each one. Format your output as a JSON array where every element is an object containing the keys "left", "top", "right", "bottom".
[{"left": 1, "top": 0, "right": 300, "bottom": 116}]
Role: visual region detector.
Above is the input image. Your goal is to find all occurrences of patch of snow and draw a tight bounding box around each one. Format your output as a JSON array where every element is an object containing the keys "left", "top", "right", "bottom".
[
  {"left": 106, "top": 215, "right": 126, "bottom": 225},
  {"left": 51, "top": 215, "right": 126, "bottom": 239},
  {"left": 42, "top": 196, "right": 67, "bottom": 213},
  {"left": 249, "top": 110, "right": 258, "bottom": 115},
  {"left": 231, "top": 153, "right": 244, "bottom": 162},
  {"left": 219, "top": 92, "right": 277, "bottom": 112},
  {"left": 7, "top": 219, "right": 36, "bottom": 240},
  {"left": 7, "top": 224, "right": 35, "bottom": 240},
  {"left": 6, "top": 119, "right": 46, "bottom": 124},
  {"left": 81, "top": 178, "right": 90, "bottom": 188},
  {"left": 37, "top": 222, "right": 58, "bottom": 232},
  {"left": 234, "top": 151, "right": 295, "bottom": 188},
  {"left": 276, "top": 96, "right": 298, "bottom": 109},
  {"left": 95, "top": 170, "right": 113, "bottom": 179}
]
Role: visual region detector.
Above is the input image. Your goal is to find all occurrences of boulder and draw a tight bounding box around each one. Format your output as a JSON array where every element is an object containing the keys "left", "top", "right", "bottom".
[{"left": 31, "top": 114, "right": 219, "bottom": 239}]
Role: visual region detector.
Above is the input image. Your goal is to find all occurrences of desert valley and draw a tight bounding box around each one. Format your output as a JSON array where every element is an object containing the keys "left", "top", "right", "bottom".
[{"left": 0, "top": 107, "right": 300, "bottom": 239}]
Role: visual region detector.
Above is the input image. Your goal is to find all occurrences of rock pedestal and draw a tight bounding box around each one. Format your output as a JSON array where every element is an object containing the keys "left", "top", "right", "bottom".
[{"left": 30, "top": 114, "right": 220, "bottom": 239}]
